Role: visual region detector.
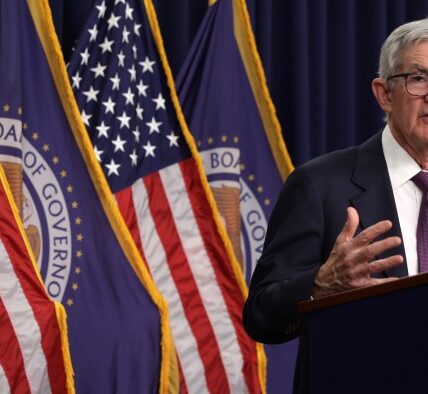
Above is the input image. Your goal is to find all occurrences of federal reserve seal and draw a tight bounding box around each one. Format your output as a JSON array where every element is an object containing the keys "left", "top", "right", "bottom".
[
  {"left": 200, "top": 145, "right": 269, "bottom": 283},
  {"left": 22, "top": 137, "right": 73, "bottom": 302},
  {"left": 0, "top": 109, "right": 81, "bottom": 304}
]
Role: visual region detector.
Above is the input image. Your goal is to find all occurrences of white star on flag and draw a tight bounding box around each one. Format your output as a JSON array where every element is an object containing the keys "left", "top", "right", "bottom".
[
  {"left": 72, "top": 71, "right": 82, "bottom": 89},
  {"left": 80, "top": 48, "right": 90, "bottom": 65},
  {"left": 136, "top": 80, "right": 149, "bottom": 97},
  {"left": 102, "top": 97, "right": 116, "bottom": 114},
  {"left": 122, "top": 88, "right": 135, "bottom": 105},
  {"left": 134, "top": 23, "right": 141, "bottom": 36},
  {"left": 107, "top": 13, "right": 121, "bottom": 30},
  {"left": 81, "top": 110, "right": 92, "bottom": 126},
  {"left": 90, "top": 62, "right": 107, "bottom": 78},
  {"left": 166, "top": 131, "right": 179, "bottom": 147},
  {"left": 136, "top": 103, "right": 144, "bottom": 119},
  {"left": 142, "top": 141, "right": 156, "bottom": 157},
  {"left": 117, "top": 111, "right": 131, "bottom": 129},
  {"left": 146, "top": 117, "right": 162, "bottom": 134},
  {"left": 129, "top": 149, "right": 138, "bottom": 166},
  {"left": 128, "top": 64, "right": 137, "bottom": 81},
  {"left": 132, "top": 126, "right": 141, "bottom": 142},
  {"left": 99, "top": 37, "right": 114, "bottom": 53},
  {"left": 112, "top": 134, "right": 127, "bottom": 152},
  {"left": 88, "top": 24, "right": 98, "bottom": 42},
  {"left": 105, "top": 159, "right": 121, "bottom": 176},
  {"left": 83, "top": 86, "right": 99, "bottom": 103},
  {"left": 95, "top": 1, "right": 106, "bottom": 18},
  {"left": 140, "top": 56, "right": 155, "bottom": 73},
  {"left": 110, "top": 73, "right": 121, "bottom": 90},
  {"left": 117, "top": 50, "right": 125, "bottom": 67},
  {"left": 96, "top": 121, "right": 110, "bottom": 138},
  {"left": 125, "top": 4, "right": 134, "bottom": 20},
  {"left": 152, "top": 93, "right": 166, "bottom": 110},
  {"left": 122, "top": 26, "right": 130, "bottom": 43}
]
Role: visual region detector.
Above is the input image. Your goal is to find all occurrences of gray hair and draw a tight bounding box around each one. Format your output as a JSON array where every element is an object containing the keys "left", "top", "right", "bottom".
[{"left": 379, "top": 19, "right": 428, "bottom": 79}]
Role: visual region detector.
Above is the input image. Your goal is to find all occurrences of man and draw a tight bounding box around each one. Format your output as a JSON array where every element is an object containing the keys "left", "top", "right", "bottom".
[{"left": 243, "top": 19, "right": 428, "bottom": 393}]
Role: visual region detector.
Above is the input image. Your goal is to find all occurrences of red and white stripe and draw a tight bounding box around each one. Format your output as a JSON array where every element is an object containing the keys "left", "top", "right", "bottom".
[
  {"left": 0, "top": 363, "right": 11, "bottom": 394},
  {"left": 115, "top": 158, "right": 261, "bottom": 394},
  {"left": 0, "top": 178, "right": 68, "bottom": 394},
  {"left": 0, "top": 238, "right": 51, "bottom": 393}
]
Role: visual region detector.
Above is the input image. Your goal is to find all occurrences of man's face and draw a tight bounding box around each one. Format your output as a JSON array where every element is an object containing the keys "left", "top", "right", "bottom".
[{"left": 387, "top": 41, "right": 428, "bottom": 153}]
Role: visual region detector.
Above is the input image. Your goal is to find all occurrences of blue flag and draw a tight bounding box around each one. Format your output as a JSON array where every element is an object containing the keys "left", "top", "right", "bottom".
[
  {"left": 176, "top": 0, "right": 297, "bottom": 392},
  {"left": 0, "top": 0, "right": 176, "bottom": 392}
]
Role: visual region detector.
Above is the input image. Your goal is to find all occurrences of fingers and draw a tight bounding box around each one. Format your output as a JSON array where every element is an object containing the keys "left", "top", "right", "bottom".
[
  {"left": 369, "top": 255, "right": 403, "bottom": 273},
  {"left": 337, "top": 207, "right": 392, "bottom": 247},
  {"left": 337, "top": 207, "right": 360, "bottom": 243},
  {"left": 354, "top": 236, "right": 402, "bottom": 264},
  {"left": 353, "top": 219, "right": 393, "bottom": 247},
  {"left": 352, "top": 254, "right": 403, "bottom": 277},
  {"left": 316, "top": 207, "right": 404, "bottom": 297}
]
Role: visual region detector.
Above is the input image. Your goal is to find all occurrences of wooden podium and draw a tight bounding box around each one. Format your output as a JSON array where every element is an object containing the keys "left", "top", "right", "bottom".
[{"left": 298, "top": 273, "right": 428, "bottom": 393}]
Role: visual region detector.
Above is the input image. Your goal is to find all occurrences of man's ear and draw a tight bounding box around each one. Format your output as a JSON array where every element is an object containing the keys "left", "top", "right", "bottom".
[{"left": 372, "top": 78, "right": 393, "bottom": 113}]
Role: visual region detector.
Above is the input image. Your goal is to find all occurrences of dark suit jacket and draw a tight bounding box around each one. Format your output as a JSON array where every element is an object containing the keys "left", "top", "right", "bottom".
[{"left": 243, "top": 131, "right": 409, "bottom": 393}]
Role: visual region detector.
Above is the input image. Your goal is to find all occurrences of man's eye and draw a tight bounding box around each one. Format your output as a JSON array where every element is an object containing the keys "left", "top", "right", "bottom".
[{"left": 410, "top": 74, "right": 428, "bottom": 83}]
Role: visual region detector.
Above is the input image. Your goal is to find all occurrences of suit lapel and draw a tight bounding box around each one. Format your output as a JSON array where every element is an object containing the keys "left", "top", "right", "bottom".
[{"left": 350, "top": 132, "right": 408, "bottom": 278}]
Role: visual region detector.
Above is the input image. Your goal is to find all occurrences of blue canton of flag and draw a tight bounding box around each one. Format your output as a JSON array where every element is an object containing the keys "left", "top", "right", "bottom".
[{"left": 68, "top": 0, "right": 190, "bottom": 191}]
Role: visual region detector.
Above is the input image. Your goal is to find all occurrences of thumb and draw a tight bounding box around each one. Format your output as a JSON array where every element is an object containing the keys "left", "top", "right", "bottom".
[{"left": 338, "top": 207, "right": 359, "bottom": 243}]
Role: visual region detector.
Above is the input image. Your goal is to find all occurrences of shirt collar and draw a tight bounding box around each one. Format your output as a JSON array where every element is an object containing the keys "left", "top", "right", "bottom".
[{"left": 382, "top": 124, "right": 421, "bottom": 190}]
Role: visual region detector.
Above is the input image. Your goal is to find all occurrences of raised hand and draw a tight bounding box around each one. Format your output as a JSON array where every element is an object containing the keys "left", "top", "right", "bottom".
[{"left": 312, "top": 207, "right": 403, "bottom": 298}]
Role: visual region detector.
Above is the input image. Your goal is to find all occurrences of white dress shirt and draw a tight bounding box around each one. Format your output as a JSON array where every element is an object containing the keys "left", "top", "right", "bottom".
[{"left": 382, "top": 125, "right": 423, "bottom": 276}]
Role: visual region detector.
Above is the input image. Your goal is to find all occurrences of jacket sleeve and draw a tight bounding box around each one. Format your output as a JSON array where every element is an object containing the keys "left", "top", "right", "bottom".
[{"left": 243, "top": 165, "right": 326, "bottom": 344}]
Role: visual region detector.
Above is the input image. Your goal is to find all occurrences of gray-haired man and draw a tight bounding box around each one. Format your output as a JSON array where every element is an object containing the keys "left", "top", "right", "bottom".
[{"left": 243, "top": 18, "right": 428, "bottom": 393}]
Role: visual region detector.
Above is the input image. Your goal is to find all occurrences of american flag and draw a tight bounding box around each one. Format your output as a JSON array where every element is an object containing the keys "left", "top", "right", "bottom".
[{"left": 67, "top": 0, "right": 263, "bottom": 392}]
